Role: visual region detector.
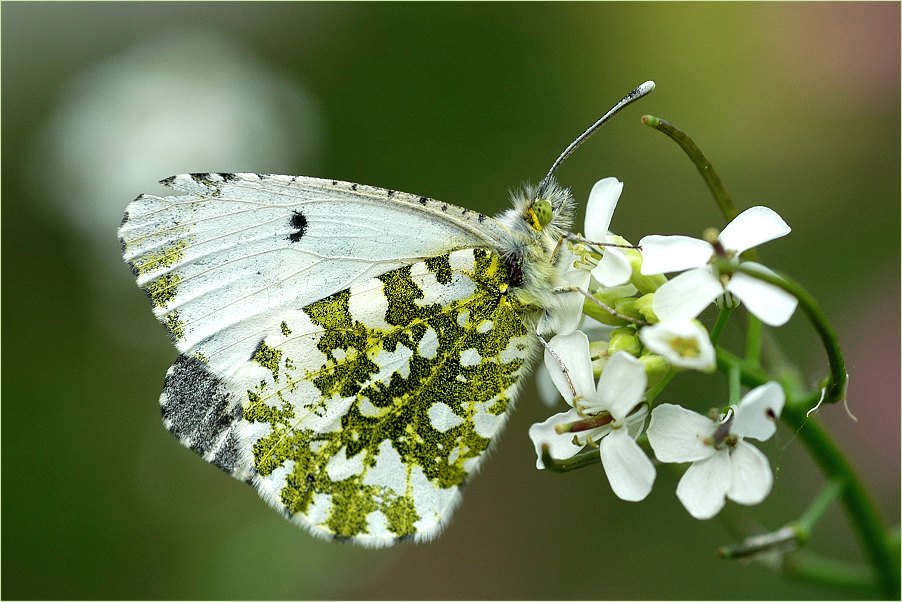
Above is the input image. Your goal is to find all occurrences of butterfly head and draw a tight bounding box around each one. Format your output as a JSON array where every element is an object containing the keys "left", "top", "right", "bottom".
[{"left": 501, "top": 177, "right": 574, "bottom": 246}]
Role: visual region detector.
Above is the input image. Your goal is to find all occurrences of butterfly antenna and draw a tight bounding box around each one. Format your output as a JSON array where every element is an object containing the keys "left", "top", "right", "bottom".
[{"left": 539, "top": 80, "right": 655, "bottom": 194}]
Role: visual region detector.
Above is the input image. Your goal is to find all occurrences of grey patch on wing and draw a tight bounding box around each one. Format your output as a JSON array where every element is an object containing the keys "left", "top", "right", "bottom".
[{"left": 160, "top": 354, "right": 243, "bottom": 475}]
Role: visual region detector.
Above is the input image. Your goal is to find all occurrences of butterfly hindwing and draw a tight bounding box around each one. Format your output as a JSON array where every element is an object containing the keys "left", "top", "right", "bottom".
[
  {"left": 164, "top": 248, "right": 537, "bottom": 545},
  {"left": 120, "top": 174, "right": 540, "bottom": 545}
]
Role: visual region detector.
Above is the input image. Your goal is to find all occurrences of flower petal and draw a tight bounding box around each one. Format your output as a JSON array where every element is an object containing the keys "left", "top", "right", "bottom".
[
  {"left": 727, "top": 440, "right": 773, "bottom": 505},
  {"left": 543, "top": 245, "right": 591, "bottom": 335},
  {"left": 732, "top": 381, "right": 785, "bottom": 441},
  {"left": 536, "top": 364, "right": 562, "bottom": 408},
  {"left": 528, "top": 409, "right": 584, "bottom": 469},
  {"left": 596, "top": 351, "right": 647, "bottom": 422},
  {"left": 591, "top": 247, "right": 632, "bottom": 287},
  {"left": 544, "top": 331, "right": 596, "bottom": 404},
  {"left": 676, "top": 450, "right": 731, "bottom": 519},
  {"left": 726, "top": 265, "right": 798, "bottom": 326},
  {"left": 719, "top": 206, "right": 791, "bottom": 255},
  {"left": 553, "top": 287, "right": 588, "bottom": 337},
  {"left": 584, "top": 177, "right": 623, "bottom": 240},
  {"left": 638, "top": 235, "right": 713, "bottom": 275},
  {"left": 639, "top": 319, "right": 716, "bottom": 372},
  {"left": 625, "top": 406, "right": 649, "bottom": 439},
  {"left": 646, "top": 403, "right": 715, "bottom": 463},
  {"left": 600, "top": 428, "right": 656, "bottom": 501},
  {"left": 652, "top": 268, "right": 723, "bottom": 321}
]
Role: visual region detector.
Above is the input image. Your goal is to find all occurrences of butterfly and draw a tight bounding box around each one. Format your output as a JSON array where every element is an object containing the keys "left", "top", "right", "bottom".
[{"left": 119, "top": 81, "right": 653, "bottom": 547}]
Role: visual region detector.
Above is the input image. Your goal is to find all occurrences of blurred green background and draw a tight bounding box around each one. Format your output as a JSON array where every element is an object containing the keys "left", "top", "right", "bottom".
[{"left": 3, "top": 2, "right": 898, "bottom": 599}]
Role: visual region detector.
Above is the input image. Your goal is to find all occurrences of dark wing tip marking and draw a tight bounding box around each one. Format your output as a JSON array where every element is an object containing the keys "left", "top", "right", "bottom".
[
  {"left": 159, "top": 176, "right": 177, "bottom": 187},
  {"left": 288, "top": 210, "right": 308, "bottom": 243},
  {"left": 161, "top": 354, "right": 243, "bottom": 474},
  {"left": 217, "top": 172, "right": 238, "bottom": 182}
]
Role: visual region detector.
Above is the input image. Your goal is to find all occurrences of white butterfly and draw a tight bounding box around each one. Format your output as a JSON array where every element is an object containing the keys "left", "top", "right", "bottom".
[{"left": 119, "top": 82, "right": 653, "bottom": 546}]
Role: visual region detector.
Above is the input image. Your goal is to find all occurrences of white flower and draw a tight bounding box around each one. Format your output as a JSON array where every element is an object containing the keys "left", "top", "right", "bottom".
[
  {"left": 639, "top": 206, "right": 797, "bottom": 326},
  {"left": 584, "top": 178, "right": 633, "bottom": 287},
  {"left": 528, "top": 331, "right": 655, "bottom": 501},
  {"left": 539, "top": 177, "right": 629, "bottom": 335},
  {"left": 639, "top": 319, "right": 716, "bottom": 372},
  {"left": 646, "top": 382, "right": 785, "bottom": 519}
]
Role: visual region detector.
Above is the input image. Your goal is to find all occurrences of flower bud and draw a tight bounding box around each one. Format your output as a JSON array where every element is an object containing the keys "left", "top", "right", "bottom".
[
  {"left": 582, "top": 298, "right": 628, "bottom": 327},
  {"left": 634, "top": 293, "right": 658, "bottom": 323},
  {"left": 639, "top": 354, "right": 670, "bottom": 386},
  {"left": 608, "top": 327, "right": 641, "bottom": 356}
]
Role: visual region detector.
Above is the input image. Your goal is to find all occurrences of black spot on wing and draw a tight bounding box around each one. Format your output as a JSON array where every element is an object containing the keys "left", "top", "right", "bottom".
[
  {"left": 161, "top": 354, "right": 243, "bottom": 474},
  {"left": 288, "top": 210, "right": 308, "bottom": 243},
  {"left": 216, "top": 172, "right": 238, "bottom": 182},
  {"left": 159, "top": 175, "right": 177, "bottom": 187}
]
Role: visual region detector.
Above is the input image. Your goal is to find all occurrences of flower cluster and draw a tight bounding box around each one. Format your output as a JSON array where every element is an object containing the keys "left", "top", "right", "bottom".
[{"left": 530, "top": 178, "right": 793, "bottom": 519}]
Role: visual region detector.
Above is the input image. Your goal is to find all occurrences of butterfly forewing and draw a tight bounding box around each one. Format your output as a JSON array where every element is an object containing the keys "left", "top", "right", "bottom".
[{"left": 119, "top": 173, "right": 505, "bottom": 371}]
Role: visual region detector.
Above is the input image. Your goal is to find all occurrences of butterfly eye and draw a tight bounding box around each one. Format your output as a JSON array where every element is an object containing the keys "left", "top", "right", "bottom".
[{"left": 530, "top": 198, "right": 554, "bottom": 230}]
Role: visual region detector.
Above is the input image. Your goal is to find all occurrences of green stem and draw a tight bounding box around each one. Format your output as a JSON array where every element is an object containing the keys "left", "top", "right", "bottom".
[
  {"left": 540, "top": 444, "right": 599, "bottom": 472},
  {"left": 710, "top": 306, "right": 733, "bottom": 344},
  {"left": 735, "top": 264, "right": 847, "bottom": 404},
  {"left": 645, "top": 368, "right": 676, "bottom": 404},
  {"left": 793, "top": 479, "right": 845, "bottom": 539},
  {"left": 715, "top": 347, "right": 769, "bottom": 388},
  {"left": 781, "top": 404, "right": 899, "bottom": 598},
  {"left": 728, "top": 363, "right": 741, "bottom": 407},
  {"left": 783, "top": 553, "right": 879, "bottom": 592},
  {"left": 744, "top": 314, "right": 763, "bottom": 368},
  {"left": 641, "top": 115, "right": 738, "bottom": 222}
]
